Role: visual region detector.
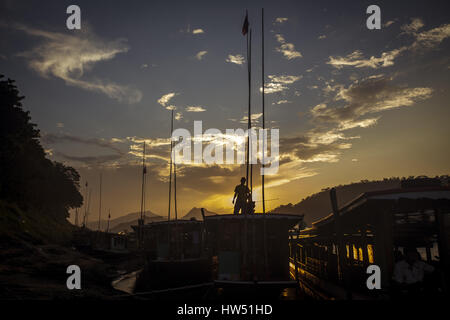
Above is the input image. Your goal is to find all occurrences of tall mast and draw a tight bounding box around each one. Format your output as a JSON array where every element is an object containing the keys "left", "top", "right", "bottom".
[
  {"left": 139, "top": 142, "right": 146, "bottom": 248},
  {"left": 86, "top": 188, "right": 92, "bottom": 227},
  {"left": 261, "top": 8, "right": 266, "bottom": 215},
  {"left": 174, "top": 152, "right": 178, "bottom": 221},
  {"left": 173, "top": 115, "right": 179, "bottom": 258},
  {"left": 261, "top": 7, "right": 269, "bottom": 277},
  {"left": 168, "top": 110, "right": 174, "bottom": 222},
  {"left": 249, "top": 29, "right": 253, "bottom": 198},
  {"left": 106, "top": 209, "right": 111, "bottom": 233},
  {"left": 140, "top": 142, "right": 146, "bottom": 223},
  {"left": 97, "top": 172, "right": 102, "bottom": 231},
  {"left": 245, "top": 25, "right": 252, "bottom": 196},
  {"left": 167, "top": 110, "right": 174, "bottom": 256},
  {"left": 82, "top": 181, "right": 88, "bottom": 227}
]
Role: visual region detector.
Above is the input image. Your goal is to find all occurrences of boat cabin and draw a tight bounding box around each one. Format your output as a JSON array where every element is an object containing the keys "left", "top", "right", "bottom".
[
  {"left": 132, "top": 219, "right": 205, "bottom": 260},
  {"left": 204, "top": 213, "right": 303, "bottom": 282}
]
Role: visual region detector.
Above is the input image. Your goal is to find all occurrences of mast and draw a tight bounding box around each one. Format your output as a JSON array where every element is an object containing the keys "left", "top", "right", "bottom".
[
  {"left": 249, "top": 29, "right": 253, "bottom": 198},
  {"left": 167, "top": 110, "right": 174, "bottom": 255},
  {"left": 261, "top": 8, "right": 266, "bottom": 215},
  {"left": 261, "top": 7, "right": 269, "bottom": 277},
  {"left": 85, "top": 188, "right": 92, "bottom": 227},
  {"left": 82, "top": 181, "right": 88, "bottom": 227},
  {"left": 168, "top": 109, "right": 174, "bottom": 222},
  {"left": 106, "top": 209, "right": 111, "bottom": 233},
  {"left": 97, "top": 172, "right": 102, "bottom": 231},
  {"left": 173, "top": 114, "right": 179, "bottom": 258},
  {"left": 246, "top": 29, "right": 253, "bottom": 202},
  {"left": 140, "top": 142, "right": 146, "bottom": 222},
  {"left": 139, "top": 141, "right": 146, "bottom": 248}
]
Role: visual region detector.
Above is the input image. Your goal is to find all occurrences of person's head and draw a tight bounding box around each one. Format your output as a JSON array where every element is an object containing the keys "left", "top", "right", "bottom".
[
  {"left": 240, "top": 177, "right": 246, "bottom": 185},
  {"left": 404, "top": 247, "right": 420, "bottom": 263}
]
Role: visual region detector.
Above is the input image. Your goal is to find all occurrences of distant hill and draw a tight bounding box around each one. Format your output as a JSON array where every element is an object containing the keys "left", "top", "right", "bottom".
[
  {"left": 182, "top": 207, "right": 218, "bottom": 220},
  {"left": 270, "top": 176, "right": 449, "bottom": 226},
  {"left": 86, "top": 210, "right": 164, "bottom": 232}
]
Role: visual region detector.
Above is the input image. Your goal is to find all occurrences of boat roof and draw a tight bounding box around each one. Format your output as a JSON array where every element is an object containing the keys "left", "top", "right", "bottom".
[{"left": 312, "top": 186, "right": 450, "bottom": 229}]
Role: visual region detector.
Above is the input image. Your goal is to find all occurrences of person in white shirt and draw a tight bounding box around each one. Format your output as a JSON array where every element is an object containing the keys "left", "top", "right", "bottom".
[{"left": 393, "top": 247, "right": 435, "bottom": 296}]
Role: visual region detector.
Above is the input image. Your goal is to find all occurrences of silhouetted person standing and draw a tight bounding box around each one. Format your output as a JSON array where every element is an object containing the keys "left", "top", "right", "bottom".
[{"left": 233, "top": 177, "right": 250, "bottom": 214}]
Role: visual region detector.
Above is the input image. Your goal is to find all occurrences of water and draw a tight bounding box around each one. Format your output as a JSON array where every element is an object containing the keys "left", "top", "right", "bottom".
[{"left": 111, "top": 270, "right": 141, "bottom": 294}]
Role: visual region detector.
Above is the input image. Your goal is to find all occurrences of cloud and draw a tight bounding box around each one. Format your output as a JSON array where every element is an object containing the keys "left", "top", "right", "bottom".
[
  {"left": 275, "top": 34, "right": 302, "bottom": 60},
  {"left": 327, "top": 22, "right": 450, "bottom": 70},
  {"left": 195, "top": 50, "right": 208, "bottom": 60},
  {"left": 16, "top": 25, "right": 142, "bottom": 104},
  {"left": 411, "top": 23, "right": 450, "bottom": 50},
  {"left": 278, "top": 131, "right": 351, "bottom": 164},
  {"left": 272, "top": 76, "right": 434, "bottom": 169},
  {"left": 273, "top": 100, "right": 291, "bottom": 105},
  {"left": 226, "top": 54, "right": 245, "bottom": 65},
  {"left": 311, "top": 76, "right": 433, "bottom": 125},
  {"left": 41, "top": 133, "right": 127, "bottom": 167},
  {"left": 192, "top": 28, "right": 205, "bottom": 34},
  {"left": 157, "top": 92, "right": 177, "bottom": 107},
  {"left": 55, "top": 152, "right": 123, "bottom": 166},
  {"left": 240, "top": 113, "right": 262, "bottom": 124},
  {"left": 384, "top": 20, "right": 396, "bottom": 28},
  {"left": 41, "top": 133, "right": 125, "bottom": 155},
  {"left": 262, "top": 74, "right": 302, "bottom": 94},
  {"left": 185, "top": 106, "right": 206, "bottom": 112},
  {"left": 327, "top": 48, "right": 406, "bottom": 69},
  {"left": 401, "top": 18, "right": 425, "bottom": 34},
  {"left": 275, "top": 17, "right": 288, "bottom": 24},
  {"left": 175, "top": 112, "right": 183, "bottom": 121}
]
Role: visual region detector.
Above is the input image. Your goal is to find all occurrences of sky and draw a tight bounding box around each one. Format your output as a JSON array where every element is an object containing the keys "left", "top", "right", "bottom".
[{"left": 1, "top": 0, "right": 449, "bottom": 223}]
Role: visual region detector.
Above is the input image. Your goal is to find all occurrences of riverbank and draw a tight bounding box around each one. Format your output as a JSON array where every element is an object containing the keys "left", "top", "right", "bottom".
[{"left": 0, "top": 201, "right": 143, "bottom": 299}]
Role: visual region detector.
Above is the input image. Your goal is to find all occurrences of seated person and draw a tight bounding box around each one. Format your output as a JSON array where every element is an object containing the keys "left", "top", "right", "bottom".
[{"left": 392, "top": 247, "right": 435, "bottom": 296}]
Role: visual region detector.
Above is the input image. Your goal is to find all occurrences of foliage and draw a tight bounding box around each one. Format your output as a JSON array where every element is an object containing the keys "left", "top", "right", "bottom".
[{"left": 0, "top": 75, "right": 82, "bottom": 222}]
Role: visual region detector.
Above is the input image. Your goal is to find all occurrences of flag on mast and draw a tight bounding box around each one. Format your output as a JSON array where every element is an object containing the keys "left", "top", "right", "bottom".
[{"left": 242, "top": 10, "right": 249, "bottom": 35}]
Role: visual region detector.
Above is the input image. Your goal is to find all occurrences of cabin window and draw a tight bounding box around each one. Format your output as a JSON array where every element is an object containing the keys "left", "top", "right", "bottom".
[
  {"left": 353, "top": 244, "right": 358, "bottom": 261},
  {"left": 367, "top": 244, "right": 374, "bottom": 263},
  {"left": 346, "top": 244, "right": 350, "bottom": 259},
  {"left": 358, "top": 247, "right": 364, "bottom": 262}
]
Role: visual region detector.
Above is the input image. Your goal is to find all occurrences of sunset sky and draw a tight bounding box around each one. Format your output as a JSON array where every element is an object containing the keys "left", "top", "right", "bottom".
[{"left": 1, "top": 0, "right": 449, "bottom": 222}]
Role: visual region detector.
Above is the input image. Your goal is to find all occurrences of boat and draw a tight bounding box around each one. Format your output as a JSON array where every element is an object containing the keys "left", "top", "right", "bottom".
[
  {"left": 132, "top": 111, "right": 212, "bottom": 296},
  {"left": 289, "top": 183, "right": 450, "bottom": 300},
  {"left": 204, "top": 211, "right": 304, "bottom": 299}
]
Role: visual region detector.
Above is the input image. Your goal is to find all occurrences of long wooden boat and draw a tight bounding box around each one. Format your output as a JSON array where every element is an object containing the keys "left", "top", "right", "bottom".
[{"left": 289, "top": 185, "right": 450, "bottom": 300}]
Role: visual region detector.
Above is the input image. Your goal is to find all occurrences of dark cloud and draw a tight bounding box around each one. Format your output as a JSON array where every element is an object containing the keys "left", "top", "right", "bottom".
[
  {"left": 42, "top": 133, "right": 125, "bottom": 155},
  {"left": 311, "top": 76, "right": 433, "bottom": 124}
]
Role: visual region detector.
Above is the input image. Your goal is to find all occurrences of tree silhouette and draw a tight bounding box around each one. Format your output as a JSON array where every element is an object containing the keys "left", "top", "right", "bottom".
[{"left": 0, "top": 75, "right": 82, "bottom": 220}]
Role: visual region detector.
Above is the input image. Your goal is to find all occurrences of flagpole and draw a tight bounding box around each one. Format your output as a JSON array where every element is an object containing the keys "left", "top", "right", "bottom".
[
  {"left": 261, "top": 7, "right": 269, "bottom": 278},
  {"left": 245, "top": 29, "right": 250, "bottom": 193},
  {"left": 173, "top": 112, "right": 179, "bottom": 258},
  {"left": 168, "top": 110, "right": 173, "bottom": 223},
  {"left": 261, "top": 8, "right": 265, "bottom": 215},
  {"left": 83, "top": 181, "right": 88, "bottom": 227},
  {"left": 167, "top": 109, "right": 174, "bottom": 255},
  {"left": 249, "top": 29, "right": 253, "bottom": 200},
  {"left": 97, "top": 172, "right": 102, "bottom": 231},
  {"left": 139, "top": 142, "right": 146, "bottom": 248}
]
